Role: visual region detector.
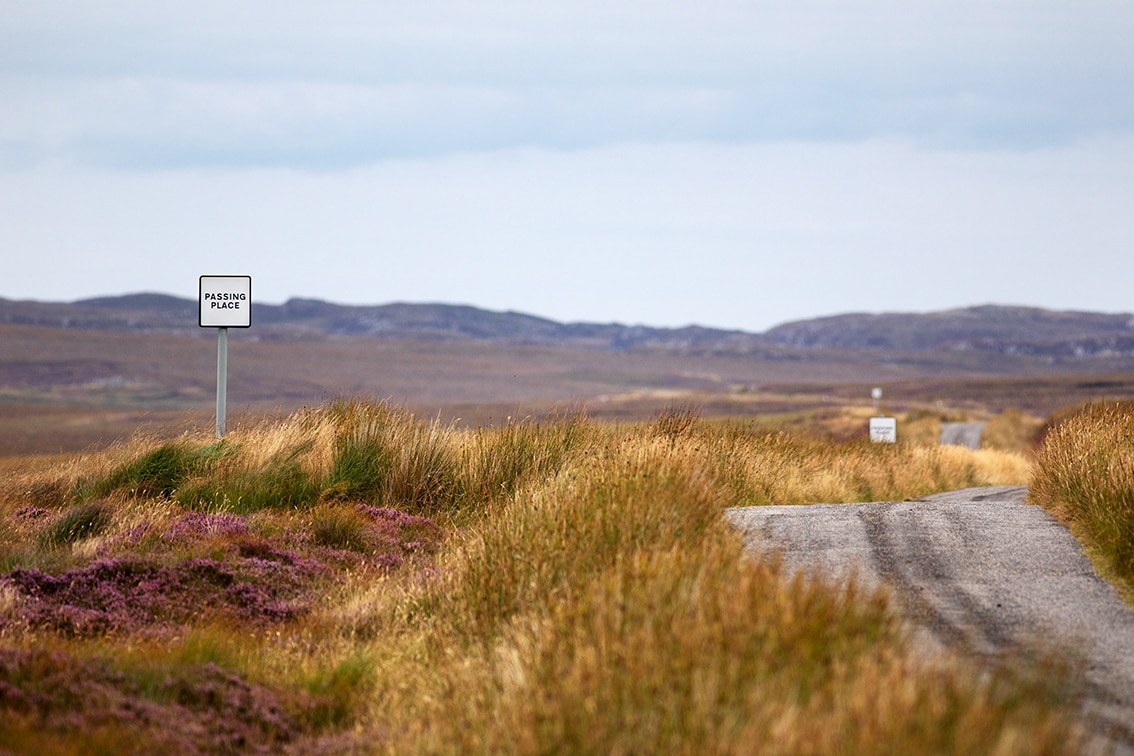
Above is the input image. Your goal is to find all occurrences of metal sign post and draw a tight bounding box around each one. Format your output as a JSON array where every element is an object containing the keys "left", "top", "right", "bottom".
[
  {"left": 216, "top": 327, "right": 228, "bottom": 437},
  {"left": 199, "top": 275, "right": 252, "bottom": 438},
  {"left": 869, "top": 388, "right": 895, "bottom": 443}
]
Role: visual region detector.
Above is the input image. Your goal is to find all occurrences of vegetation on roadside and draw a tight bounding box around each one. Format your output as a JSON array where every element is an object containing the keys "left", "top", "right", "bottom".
[
  {"left": 0, "top": 398, "right": 1086, "bottom": 753},
  {"left": 1030, "top": 400, "right": 1134, "bottom": 602}
]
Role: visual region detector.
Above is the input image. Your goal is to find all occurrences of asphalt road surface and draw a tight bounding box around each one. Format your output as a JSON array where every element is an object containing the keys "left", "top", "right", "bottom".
[
  {"left": 725, "top": 486, "right": 1134, "bottom": 751},
  {"left": 939, "top": 421, "right": 987, "bottom": 449}
]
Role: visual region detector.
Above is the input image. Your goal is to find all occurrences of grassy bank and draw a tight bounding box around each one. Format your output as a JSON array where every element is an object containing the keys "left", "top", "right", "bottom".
[
  {"left": 0, "top": 399, "right": 1083, "bottom": 753},
  {"left": 1030, "top": 400, "right": 1134, "bottom": 603}
]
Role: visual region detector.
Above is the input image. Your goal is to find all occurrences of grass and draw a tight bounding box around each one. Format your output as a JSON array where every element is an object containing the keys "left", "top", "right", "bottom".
[
  {"left": 1030, "top": 400, "right": 1134, "bottom": 602},
  {"left": 39, "top": 501, "right": 113, "bottom": 548},
  {"left": 0, "top": 397, "right": 1093, "bottom": 753}
]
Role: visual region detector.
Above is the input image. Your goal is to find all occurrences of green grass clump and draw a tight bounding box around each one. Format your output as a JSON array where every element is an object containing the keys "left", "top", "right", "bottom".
[
  {"left": 181, "top": 453, "right": 319, "bottom": 513},
  {"left": 40, "top": 500, "right": 113, "bottom": 547},
  {"left": 321, "top": 413, "right": 460, "bottom": 515},
  {"left": 299, "top": 653, "right": 376, "bottom": 730},
  {"left": 81, "top": 443, "right": 202, "bottom": 500},
  {"left": 1030, "top": 401, "right": 1134, "bottom": 595}
]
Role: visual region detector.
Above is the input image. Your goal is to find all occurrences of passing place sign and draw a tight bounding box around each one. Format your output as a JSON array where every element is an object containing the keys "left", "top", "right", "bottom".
[
  {"left": 869, "top": 417, "right": 897, "bottom": 444},
  {"left": 199, "top": 275, "right": 252, "bottom": 327}
]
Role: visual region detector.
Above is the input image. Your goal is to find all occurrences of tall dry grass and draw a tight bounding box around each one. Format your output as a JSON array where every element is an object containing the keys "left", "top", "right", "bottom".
[
  {"left": 1030, "top": 400, "right": 1134, "bottom": 597},
  {"left": 352, "top": 421, "right": 1072, "bottom": 754},
  {"left": 0, "top": 398, "right": 1085, "bottom": 754}
]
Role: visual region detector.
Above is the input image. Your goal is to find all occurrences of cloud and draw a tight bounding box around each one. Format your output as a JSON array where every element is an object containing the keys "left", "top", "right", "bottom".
[
  {"left": 3, "top": 1, "right": 1134, "bottom": 331},
  {"left": 3, "top": 1, "right": 1133, "bottom": 171}
]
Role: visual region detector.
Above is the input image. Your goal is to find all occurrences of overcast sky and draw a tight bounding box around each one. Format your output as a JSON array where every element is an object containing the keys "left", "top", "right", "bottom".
[{"left": 2, "top": 1, "right": 1133, "bottom": 332}]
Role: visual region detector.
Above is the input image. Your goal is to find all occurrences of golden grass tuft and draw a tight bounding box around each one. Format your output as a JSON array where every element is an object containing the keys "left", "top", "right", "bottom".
[
  {"left": 982, "top": 408, "right": 1045, "bottom": 452},
  {"left": 1030, "top": 401, "right": 1134, "bottom": 599}
]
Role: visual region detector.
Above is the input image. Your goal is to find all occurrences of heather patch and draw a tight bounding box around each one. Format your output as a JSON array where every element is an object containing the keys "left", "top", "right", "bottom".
[
  {"left": 0, "top": 503, "right": 440, "bottom": 635},
  {"left": 0, "top": 646, "right": 295, "bottom": 752},
  {"left": 94, "top": 520, "right": 160, "bottom": 557},
  {"left": 14, "top": 504, "right": 50, "bottom": 520},
  {"left": 340, "top": 504, "right": 441, "bottom": 554},
  {"left": 165, "top": 511, "right": 252, "bottom": 542},
  {"left": 0, "top": 555, "right": 318, "bottom": 636},
  {"left": 97, "top": 512, "right": 285, "bottom": 564},
  {"left": 307, "top": 503, "right": 444, "bottom": 573}
]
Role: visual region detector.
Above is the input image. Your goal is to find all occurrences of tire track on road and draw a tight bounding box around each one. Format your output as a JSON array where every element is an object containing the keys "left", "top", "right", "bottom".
[{"left": 726, "top": 487, "right": 1134, "bottom": 751}]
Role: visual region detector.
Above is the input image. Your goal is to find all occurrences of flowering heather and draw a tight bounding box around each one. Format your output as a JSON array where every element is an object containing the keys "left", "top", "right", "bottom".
[
  {"left": 93, "top": 521, "right": 157, "bottom": 557},
  {"left": 306, "top": 502, "right": 444, "bottom": 573},
  {"left": 357, "top": 504, "right": 443, "bottom": 554},
  {"left": 14, "top": 505, "right": 50, "bottom": 520},
  {"left": 163, "top": 511, "right": 251, "bottom": 542},
  {"left": 1, "top": 556, "right": 316, "bottom": 635},
  {"left": 0, "top": 504, "right": 441, "bottom": 636},
  {"left": 0, "top": 647, "right": 296, "bottom": 752}
]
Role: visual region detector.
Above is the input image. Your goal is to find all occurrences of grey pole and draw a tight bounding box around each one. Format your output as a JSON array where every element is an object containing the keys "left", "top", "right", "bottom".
[{"left": 216, "top": 326, "right": 228, "bottom": 438}]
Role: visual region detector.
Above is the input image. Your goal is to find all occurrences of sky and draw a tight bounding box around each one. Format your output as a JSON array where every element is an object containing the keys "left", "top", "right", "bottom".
[{"left": 2, "top": 1, "right": 1133, "bottom": 333}]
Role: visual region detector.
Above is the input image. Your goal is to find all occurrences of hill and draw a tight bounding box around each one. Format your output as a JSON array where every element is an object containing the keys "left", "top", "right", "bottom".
[
  {"left": 765, "top": 305, "right": 1134, "bottom": 359},
  {"left": 4, "top": 294, "right": 1134, "bottom": 454},
  {"left": 5, "top": 295, "right": 1134, "bottom": 362},
  {"left": 0, "top": 293, "right": 753, "bottom": 351}
]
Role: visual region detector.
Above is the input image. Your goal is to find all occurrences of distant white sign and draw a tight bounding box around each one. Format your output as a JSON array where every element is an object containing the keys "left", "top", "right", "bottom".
[
  {"left": 869, "top": 417, "right": 897, "bottom": 444},
  {"left": 199, "top": 275, "right": 252, "bottom": 328}
]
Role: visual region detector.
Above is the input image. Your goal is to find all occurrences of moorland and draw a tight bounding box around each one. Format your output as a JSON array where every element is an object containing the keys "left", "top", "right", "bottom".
[
  {"left": 4, "top": 294, "right": 1134, "bottom": 454},
  {"left": 0, "top": 396, "right": 1125, "bottom": 753},
  {"left": 3, "top": 295, "right": 1134, "bottom": 752}
]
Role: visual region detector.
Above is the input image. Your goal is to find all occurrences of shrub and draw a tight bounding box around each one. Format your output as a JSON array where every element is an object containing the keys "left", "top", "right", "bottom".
[{"left": 1, "top": 554, "right": 318, "bottom": 636}]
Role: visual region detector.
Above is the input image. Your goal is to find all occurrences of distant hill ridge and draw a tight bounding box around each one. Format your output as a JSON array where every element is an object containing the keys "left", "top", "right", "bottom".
[
  {"left": 765, "top": 305, "right": 1134, "bottom": 358},
  {"left": 2, "top": 294, "right": 1134, "bottom": 360}
]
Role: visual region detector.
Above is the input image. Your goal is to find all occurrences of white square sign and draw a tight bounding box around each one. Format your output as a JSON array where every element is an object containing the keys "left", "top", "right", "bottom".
[
  {"left": 869, "top": 417, "right": 897, "bottom": 444},
  {"left": 199, "top": 275, "right": 252, "bottom": 328}
]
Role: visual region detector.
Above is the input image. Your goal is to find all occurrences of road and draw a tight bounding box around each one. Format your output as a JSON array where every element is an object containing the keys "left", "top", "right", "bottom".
[
  {"left": 724, "top": 486, "right": 1134, "bottom": 751},
  {"left": 939, "top": 421, "right": 986, "bottom": 449}
]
